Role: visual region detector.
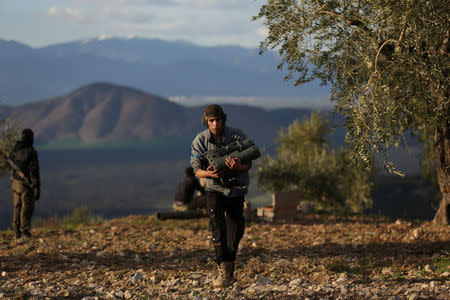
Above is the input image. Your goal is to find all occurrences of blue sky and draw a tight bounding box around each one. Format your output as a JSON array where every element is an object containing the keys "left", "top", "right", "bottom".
[
  {"left": 0, "top": 0, "right": 267, "bottom": 48},
  {"left": 0, "top": 0, "right": 333, "bottom": 109}
]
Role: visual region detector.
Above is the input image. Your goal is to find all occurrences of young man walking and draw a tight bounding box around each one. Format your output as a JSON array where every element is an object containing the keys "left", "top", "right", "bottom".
[{"left": 190, "top": 104, "right": 251, "bottom": 288}]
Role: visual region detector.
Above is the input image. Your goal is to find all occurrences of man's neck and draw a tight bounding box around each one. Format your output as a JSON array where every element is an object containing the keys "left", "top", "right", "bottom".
[{"left": 213, "top": 133, "right": 222, "bottom": 144}]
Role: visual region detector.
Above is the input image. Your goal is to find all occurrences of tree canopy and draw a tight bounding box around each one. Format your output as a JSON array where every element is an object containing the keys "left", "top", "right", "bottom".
[
  {"left": 254, "top": 0, "right": 449, "bottom": 223},
  {"left": 0, "top": 118, "right": 20, "bottom": 175},
  {"left": 254, "top": 0, "right": 448, "bottom": 173}
]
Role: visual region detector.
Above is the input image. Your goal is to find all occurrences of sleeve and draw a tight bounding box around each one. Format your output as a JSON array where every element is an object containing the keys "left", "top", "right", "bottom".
[
  {"left": 190, "top": 135, "right": 205, "bottom": 174},
  {"left": 235, "top": 128, "right": 248, "bottom": 141},
  {"left": 29, "top": 150, "right": 40, "bottom": 187},
  {"left": 237, "top": 129, "right": 252, "bottom": 169}
]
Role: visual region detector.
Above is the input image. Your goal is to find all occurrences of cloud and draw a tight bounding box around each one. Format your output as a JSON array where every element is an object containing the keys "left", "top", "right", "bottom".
[
  {"left": 257, "top": 27, "right": 269, "bottom": 39},
  {"left": 176, "top": 0, "right": 260, "bottom": 10},
  {"left": 73, "top": 0, "right": 178, "bottom": 6},
  {"left": 100, "top": 8, "right": 153, "bottom": 24},
  {"left": 47, "top": 7, "right": 94, "bottom": 24}
]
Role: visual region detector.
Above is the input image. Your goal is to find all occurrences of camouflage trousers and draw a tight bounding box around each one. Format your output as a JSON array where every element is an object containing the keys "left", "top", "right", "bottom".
[{"left": 11, "top": 179, "right": 34, "bottom": 233}]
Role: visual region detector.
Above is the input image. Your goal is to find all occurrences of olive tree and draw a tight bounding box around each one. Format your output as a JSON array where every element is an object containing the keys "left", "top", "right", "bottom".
[
  {"left": 0, "top": 118, "right": 20, "bottom": 175},
  {"left": 254, "top": 0, "right": 449, "bottom": 224},
  {"left": 256, "top": 112, "right": 373, "bottom": 213}
]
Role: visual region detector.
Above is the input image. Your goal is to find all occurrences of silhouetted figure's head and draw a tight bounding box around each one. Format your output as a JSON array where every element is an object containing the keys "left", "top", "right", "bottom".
[{"left": 21, "top": 128, "right": 34, "bottom": 146}]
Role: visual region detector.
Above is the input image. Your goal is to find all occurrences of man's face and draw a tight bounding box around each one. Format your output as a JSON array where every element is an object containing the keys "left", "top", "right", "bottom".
[{"left": 207, "top": 115, "right": 224, "bottom": 136}]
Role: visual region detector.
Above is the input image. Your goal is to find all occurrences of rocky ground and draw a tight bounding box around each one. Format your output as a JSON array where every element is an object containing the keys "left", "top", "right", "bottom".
[{"left": 0, "top": 213, "right": 449, "bottom": 299}]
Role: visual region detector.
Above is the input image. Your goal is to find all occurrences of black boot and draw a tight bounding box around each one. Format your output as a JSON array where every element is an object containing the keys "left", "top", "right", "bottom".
[{"left": 229, "top": 262, "right": 236, "bottom": 282}]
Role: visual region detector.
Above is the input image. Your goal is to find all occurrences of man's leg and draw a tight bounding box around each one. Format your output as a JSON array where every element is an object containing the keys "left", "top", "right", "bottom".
[
  {"left": 21, "top": 187, "right": 34, "bottom": 236},
  {"left": 11, "top": 179, "right": 23, "bottom": 238},
  {"left": 224, "top": 196, "right": 245, "bottom": 280},
  {"left": 206, "top": 191, "right": 232, "bottom": 287},
  {"left": 12, "top": 191, "right": 22, "bottom": 238},
  {"left": 206, "top": 191, "right": 227, "bottom": 264}
]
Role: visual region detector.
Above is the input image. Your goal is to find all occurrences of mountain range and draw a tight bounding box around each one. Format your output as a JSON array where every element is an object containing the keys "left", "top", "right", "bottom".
[
  {"left": 0, "top": 82, "right": 317, "bottom": 148},
  {"left": 0, "top": 37, "right": 329, "bottom": 106}
]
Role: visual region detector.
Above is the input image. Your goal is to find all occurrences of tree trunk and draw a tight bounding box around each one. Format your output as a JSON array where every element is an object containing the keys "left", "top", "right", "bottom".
[{"left": 432, "top": 121, "right": 450, "bottom": 225}]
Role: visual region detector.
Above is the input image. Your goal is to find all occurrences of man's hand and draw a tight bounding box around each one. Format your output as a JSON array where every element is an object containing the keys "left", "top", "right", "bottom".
[
  {"left": 195, "top": 166, "right": 221, "bottom": 179},
  {"left": 206, "top": 166, "right": 221, "bottom": 178},
  {"left": 225, "top": 157, "right": 242, "bottom": 170}
]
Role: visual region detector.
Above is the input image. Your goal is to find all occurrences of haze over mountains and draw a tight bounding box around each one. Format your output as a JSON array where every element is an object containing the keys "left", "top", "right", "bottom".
[
  {"left": 0, "top": 37, "right": 330, "bottom": 107},
  {"left": 0, "top": 82, "right": 316, "bottom": 148}
]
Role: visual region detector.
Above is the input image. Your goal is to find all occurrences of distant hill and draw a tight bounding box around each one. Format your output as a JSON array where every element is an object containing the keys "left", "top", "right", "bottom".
[
  {"left": 0, "top": 82, "right": 315, "bottom": 148},
  {"left": 0, "top": 37, "right": 329, "bottom": 105}
]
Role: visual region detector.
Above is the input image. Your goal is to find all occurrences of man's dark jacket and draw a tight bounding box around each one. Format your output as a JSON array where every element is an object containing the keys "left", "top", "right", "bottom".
[
  {"left": 174, "top": 176, "right": 204, "bottom": 204},
  {"left": 10, "top": 140, "right": 40, "bottom": 189}
]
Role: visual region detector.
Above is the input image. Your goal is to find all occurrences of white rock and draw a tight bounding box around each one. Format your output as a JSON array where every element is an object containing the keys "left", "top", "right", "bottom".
[
  {"left": 256, "top": 275, "right": 271, "bottom": 285},
  {"left": 1, "top": 271, "right": 6, "bottom": 277},
  {"left": 335, "top": 274, "right": 347, "bottom": 283},
  {"left": 79, "top": 259, "right": 90, "bottom": 267},
  {"left": 118, "top": 251, "right": 126, "bottom": 257},
  {"left": 124, "top": 290, "right": 132, "bottom": 299},
  {"left": 132, "top": 272, "right": 144, "bottom": 284},
  {"left": 30, "top": 289, "right": 44, "bottom": 297},
  {"left": 82, "top": 297, "right": 99, "bottom": 300},
  {"left": 321, "top": 285, "right": 334, "bottom": 293},
  {"left": 408, "top": 293, "right": 419, "bottom": 300},
  {"left": 0, "top": 293, "right": 4, "bottom": 298},
  {"left": 289, "top": 278, "right": 302, "bottom": 286},
  {"left": 204, "top": 278, "right": 213, "bottom": 284},
  {"left": 274, "top": 285, "right": 288, "bottom": 292},
  {"left": 382, "top": 268, "right": 392, "bottom": 275},
  {"left": 424, "top": 265, "right": 436, "bottom": 273},
  {"left": 411, "top": 228, "right": 421, "bottom": 239},
  {"left": 164, "top": 279, "right": 179, "bottom": 287},
  {"left": 115, "top": 291, "right": 124, "bottom": 298}
]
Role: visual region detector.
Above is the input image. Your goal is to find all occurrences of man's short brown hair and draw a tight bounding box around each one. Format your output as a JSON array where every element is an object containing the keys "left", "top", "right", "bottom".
[{"left": 202, "top": 104, "right": 227, "bottom": 126}]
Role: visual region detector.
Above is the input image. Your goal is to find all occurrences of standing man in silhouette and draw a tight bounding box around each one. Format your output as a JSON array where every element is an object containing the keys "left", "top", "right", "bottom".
[
  {"left": 190, "top": 104, "right": 251, "bottom": 288},
  {"left": 10, "top": 128, "right": 40, "bottom": 240}
]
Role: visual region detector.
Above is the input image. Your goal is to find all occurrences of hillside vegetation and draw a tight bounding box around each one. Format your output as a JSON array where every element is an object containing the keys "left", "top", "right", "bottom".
[{"left": 0, "top": 213, "right": 448, "bottom": 299}]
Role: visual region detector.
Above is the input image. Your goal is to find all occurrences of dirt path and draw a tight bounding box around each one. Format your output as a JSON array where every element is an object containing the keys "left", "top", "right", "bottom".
[{"left": 0, "top": 214, "right": 449, "bottom": 299}]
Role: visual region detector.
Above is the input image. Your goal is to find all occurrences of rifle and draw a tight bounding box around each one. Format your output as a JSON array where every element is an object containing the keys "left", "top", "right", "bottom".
[
  {"left": 195, "top": 138, "right": 261, "bottom": 187},
  {"left": 201, "top": 138, "right": 261, "bottom": 170},
  {"left": 0, "top": 149, "right": 33, "bottom": 188}
]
